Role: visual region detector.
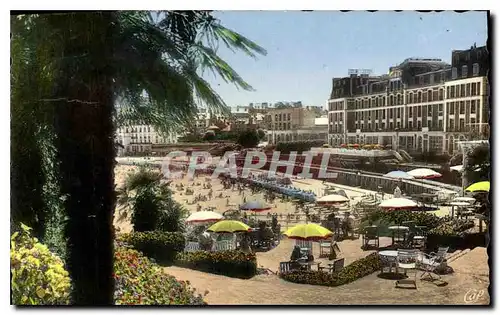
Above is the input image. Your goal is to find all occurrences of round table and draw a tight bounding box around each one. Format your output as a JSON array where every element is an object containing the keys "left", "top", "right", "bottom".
[{"left": 379, "top": 250, "right": 398, "bottom": 258}]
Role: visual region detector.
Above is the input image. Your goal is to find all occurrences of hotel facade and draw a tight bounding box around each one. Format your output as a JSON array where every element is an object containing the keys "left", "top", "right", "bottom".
[{"left": 327, "top": 45, "right": 489, "bottom": 155}]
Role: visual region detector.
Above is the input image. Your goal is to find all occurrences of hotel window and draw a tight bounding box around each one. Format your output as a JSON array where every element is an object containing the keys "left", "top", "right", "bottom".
[
  {"left": 438, "top": 120, "right": 443, "bottom": 130},
  {"left": 450, "top": 102, "right": 455, "bottom": 114},
  {"left": 397, "top": 108, "right": 401, "bottom": 119},
  {"left": 452, "top": 67, "right": 457, "bottom": 79},
  {"left": 389, "top": 109, "right": 392, "bottom": 119},
  {"left": 460, "top": 101, "right": 465, "bottom": 114},
  {"left": 147, "top": 126, "right": 150, "bottom": 132},
  {"left": 139, "top": 127, "right": 142, "bottom": 133},
  {"left": 473, "top": 63, "right": 480, "bottom": 76},
  {"left": 287, "top": 113, "right": 291, "bottom": 120},
  {"left": 462, "top": 65, "right": 468, "bottom": 78},
  {"left": 417, "top": 106, "right": 422, "bottom": 117},
  {"left": 471, "top": 118, "right": 476, "bottom": 129},
  {"left": 449, "top": 119, "right": 454, "bottom": 131},
  {"left": 417, "top": 121, "right": 421, "bottom": 129},
  {"left": 381, "top": 122, "right": 386, "bottom": 129},
  {"left": 389, "top": 96, "right": 393, "bottom": 106},
  {"left": 471, "top": 82, "right": 477, "bottom": 95},
  {"left": 459, "top": 119, "right": 465, "bottom": 131},
  {"left": 438, "top": 104, "right": 443, "bottom": 114},
  {"left": 460, "top": 84, "right": 465, "bottom": 97},
  {"left": 417, "top": 91, "right": 422, "bottom": 103},
  {"left": 466, "top": 83, "right": 471, "bottom": 97},
  {"left": 471, "top": 100, "right": 476, "bottom": 114},
  {"left": 409, "top": 121, "right": 413, "bottom": 129},
  {"left": 148, "top": 135, "right": 151, "bottom": 142},
  {"left": 428, "top": 90, "right": 433, "bottom": 102},
  {"left": 428, "top": 105, "right": 432, "bottom": 116},
  {"left": 375, "top": 98, "right": 379, "bottom": 107},
  {"left": 477, "top": 82, "right": 481, "bottom": 95},
  {"left": 439, "top": 89, "right": 444, "bottom": 100},
  {"left": 288, "top": 122, "right": 291, "bottom": 129},
  {"left": 375, "top": 111, "right": 379, "bottom": 119},
  {"left": 423, "top": 92, "right": 428, "bottom": 102},
  {"left": 275, "top": 114, "right": 278, "bottom": 121},
  {"left": 433, "top": 90, "right": 438, "bottom": 101},
  {"left": 409, "top": 107, "right": 413, "bottom": 117},
  {"left": 389, "top": 122, "right": 393, "bottom": 129},
  {"left": 446, "top": 87, "right": 450, "bottom": 98}
]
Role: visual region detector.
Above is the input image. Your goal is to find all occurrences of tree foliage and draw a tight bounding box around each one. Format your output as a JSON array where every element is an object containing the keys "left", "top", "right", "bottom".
[
  {"left": 117, "top": 167, "right": 189, "bottom": 233},
  {"left": 11, "top": 11, "right": 265, "bottom": 305},
  {"left": 237, "top": 130, "right": 260, "bottom": 148}
]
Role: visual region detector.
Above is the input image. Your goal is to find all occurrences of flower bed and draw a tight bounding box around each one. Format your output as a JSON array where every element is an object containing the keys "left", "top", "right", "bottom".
[
  {"left": 280, "top": 253, "right": 381, "bottom": 287},
  {"left": 176, "top": 250, "right": 257, "bottom": 279},
  {"left": 118, "top": 231, "right": 185, "bottom": 264},
  {"left": 114, "top": 245, "right": 207, "bottom": 305},
  {"left": 11, "top": 224, "right": 71, "bottom": 305}
]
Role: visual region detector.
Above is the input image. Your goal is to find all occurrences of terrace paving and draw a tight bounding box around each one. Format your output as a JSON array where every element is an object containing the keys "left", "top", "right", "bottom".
[{"left": 164, "top": 241, "right": 490, "bottom": 305}]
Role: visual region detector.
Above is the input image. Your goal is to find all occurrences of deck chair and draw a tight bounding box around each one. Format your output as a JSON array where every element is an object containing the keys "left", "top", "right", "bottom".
[
  {"left": 362, "top": 226, "right": 379, "bottom": 249},
  {"left": 184, "top": 242, "right": 200, "bottom": 252},
  {"left": 395, "top": 249, "right": 419, "bottom": 289},
  {"left": 419, "top": 247, "right": 449, "bottom": 281}
]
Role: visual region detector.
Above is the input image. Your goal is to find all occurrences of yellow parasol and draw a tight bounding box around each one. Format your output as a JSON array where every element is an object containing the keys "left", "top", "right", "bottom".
[
  {"left": 283, "top": 223, "right": 333, "bottom": 241},
  {"left": 465, "top": 181, "right": 490, "bottom": 193},
  {"left": 207, "top": 220, "right": 251, "bottom": 233}
]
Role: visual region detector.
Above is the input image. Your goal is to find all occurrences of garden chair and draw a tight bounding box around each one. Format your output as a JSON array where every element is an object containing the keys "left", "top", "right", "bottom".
[
  {"left": 279, "top": 261, "right": 299, "bottom": 274},
  {"left": 319, "top": 239, "right": 331, "bottom": 258},
  {"left": 184, "top": 242, "right": 201, "bottom": 252},
  {"left": 418, "top": 247, "right": 449, "bottom": 281},
  {"left": 395, "top": 249, "right": 419, "bottom": 289},
  {"left": 362, "top": 226, "right": 379, "bottom": 249},
  {"left": 412, "top": 226, "right": 427, "bottom": 250},
  {"left": 212, "top": 240, "right": 234, "bottom": 252},
  {"left": 295, "top": 239, "right": 313, "bottom": 254},
  {"left": 318, "top": 258, "right": 345, "bottom": 273}
]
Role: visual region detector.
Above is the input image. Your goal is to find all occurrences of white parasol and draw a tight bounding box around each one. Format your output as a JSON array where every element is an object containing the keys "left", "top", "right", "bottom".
[
  {"left": 451, "top": 197, "right": 476, "bottom": 204},
  {"left": 407, "top": 168, "right": 442, "bottom": 179},
  {"left": 186, "top": 211, "right": 224, "bottom": 224},
  {"left": 379, "top": 197, "right": 418, "bottom": 210},
  {"left": 316, "top": 194, "right": 350, "bottom": 205}
]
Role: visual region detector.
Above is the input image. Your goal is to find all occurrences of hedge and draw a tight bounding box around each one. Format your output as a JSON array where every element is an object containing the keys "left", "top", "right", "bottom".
[
  {"left": 117, "top": 231, "right": 185, "bottom": 264},
  {"left": 280, "top": 253, "right": 381, "bottom": 287},
  {"left": 114, "top": 244, "right": 207, "bottom": 305},
  {"left": 176, "top": 250, "right": 257, "bottom": 279},
  {"left": 426, "top": 232, "right": 487, "bottom": 253}
]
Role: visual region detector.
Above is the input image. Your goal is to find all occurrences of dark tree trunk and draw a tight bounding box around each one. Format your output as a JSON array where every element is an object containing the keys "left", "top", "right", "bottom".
[
  {"left": 10, "top": 119, "right": 46, "bottom": 238},
  {"left": 50, "top": 12, "right": 116, "bottom": 305}
]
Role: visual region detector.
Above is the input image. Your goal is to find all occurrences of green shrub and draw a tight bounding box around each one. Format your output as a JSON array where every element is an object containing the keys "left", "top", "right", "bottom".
[
  {"left": 176, "top": 250, "right": 257, "bottom": 279},
  {"left": 429, "top": 219, "right": 475, "bottom": 236},
  {"left": 118, "top": 231, "right": 185, "bottom": 264},
  {"left": 11, "top": 224, "right": 71, "bottom": 305},
  {"left": 280, "top": 253, "right": 381, "bottom": 287},
  {"left": 114, "top": 244, "right": 207, "bottom": 305},
  {"left": 361, "top": 210, "right": 443, "bottom": 236}
]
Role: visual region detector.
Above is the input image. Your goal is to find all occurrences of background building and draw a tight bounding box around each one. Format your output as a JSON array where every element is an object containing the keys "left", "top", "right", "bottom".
[
  {"left": 327, "top": 44, "right": 489, "bottom": 155},
  {"left": 116, "top": 124, "right": 178, "bottom": 155}
]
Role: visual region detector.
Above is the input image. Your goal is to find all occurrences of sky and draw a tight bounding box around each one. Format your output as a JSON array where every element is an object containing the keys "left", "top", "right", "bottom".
[{"left": 203, "top": 11, "right": 488, "bottom": 109}]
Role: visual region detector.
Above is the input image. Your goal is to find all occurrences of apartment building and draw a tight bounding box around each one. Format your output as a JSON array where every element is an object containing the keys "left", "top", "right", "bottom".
[
  {"left": 116, "top": 124, "right": 178, "bottom": 155},
  {"left": 265, "top": 107, "right": 325, "bottom": 144},
  {"left": 327, "top": 44, "right": 489, "bottom": 155}
]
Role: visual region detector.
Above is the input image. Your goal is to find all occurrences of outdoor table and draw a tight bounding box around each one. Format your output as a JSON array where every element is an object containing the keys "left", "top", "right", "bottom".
[
  {"left": 297, "top": 261, "right": 321, "bottom": 271},
  {"left": 388, "top": 226, "right": 409, "bottom": 245}
]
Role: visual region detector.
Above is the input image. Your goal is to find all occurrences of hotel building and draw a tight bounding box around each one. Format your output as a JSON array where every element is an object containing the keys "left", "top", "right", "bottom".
[{"left": 327, "top": 44, "right": 489, "bottom": 155}]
